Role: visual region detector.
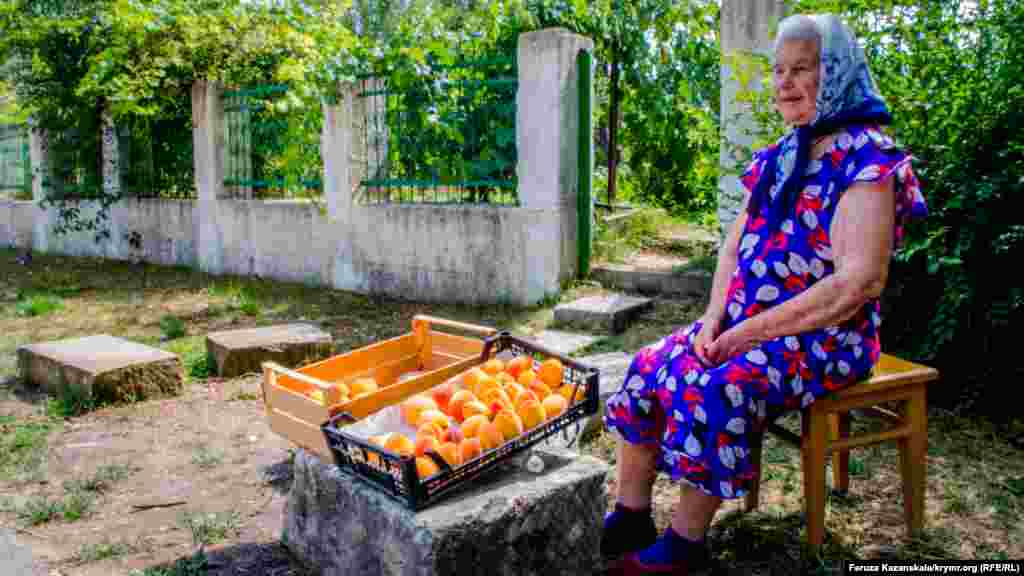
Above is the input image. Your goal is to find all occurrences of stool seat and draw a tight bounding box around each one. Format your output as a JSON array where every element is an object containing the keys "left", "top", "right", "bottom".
[{"left": 745, "top": 353, "right": 940, "bottom": 551}]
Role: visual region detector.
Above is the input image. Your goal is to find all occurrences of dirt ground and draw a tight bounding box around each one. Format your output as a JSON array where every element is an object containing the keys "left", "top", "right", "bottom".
[{"left": 1, "top": 374, "right": 311, "bottom": 575}]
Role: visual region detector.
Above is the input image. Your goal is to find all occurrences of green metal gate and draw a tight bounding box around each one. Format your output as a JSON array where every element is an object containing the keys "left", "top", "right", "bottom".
[{"left": 0, "top": 124, "right": 30, "bottom": 199}]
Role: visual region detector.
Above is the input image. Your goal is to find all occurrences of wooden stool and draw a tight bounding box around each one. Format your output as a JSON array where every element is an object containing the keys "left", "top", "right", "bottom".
[{"left": 745, "top": 354, "right": 940, "bottom": 550}]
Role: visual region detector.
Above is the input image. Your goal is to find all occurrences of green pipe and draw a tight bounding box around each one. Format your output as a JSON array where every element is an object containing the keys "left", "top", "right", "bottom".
[{"left": 577, "top": 49, "right": 593, "bottom": 278}]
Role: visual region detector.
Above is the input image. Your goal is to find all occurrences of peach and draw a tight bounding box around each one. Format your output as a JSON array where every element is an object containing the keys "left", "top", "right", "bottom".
[
  {"left": 542, "top": 394, "right": 568, "bottom": 420},
  {"left": 503, "top": 382, "right": 525, "bottom": 402},
  {"left": 538, "top": 358, "right": 564, "bottom": 388},
  {"left": 557, "top": 384, "right": 586, "bottom": 404},
  {"left": 461, "top": 414, "right": 490, "bottom": 439},
  {"left": 473, "top": 374, "right": 500, "bottom": 400},
  {"left": 513, "top": 389, "right": 539, "bottom": 412},
  {"left": 517, "top": 398, "right": 546, "bottom": 431},
  {"left": 414, "top": 434, "right": 441, "bottom": 457},
  {"left": 461, "top": 399, "right": 490, "bottom": 421},
  {"left": 402, "top": 395, "right": 438, "bottom": 427},
  {"left": 529, "top": 381, "right": 553, "bottom": 401},
  {"left": 416, "top": 456, "right": 440, "bottom": 479},
  {"left": 367, "top": 434, "right": 388, "bottom": 467},
  {"left": 462, "top": 367, "right": 488, "bottom": 392},
  {"left": 417, "top": 409, "right": 451, "bottom": 431},
  {"left": 488, "top": 399, "right": 512, "bottom": 417},
  {"left": 385, "top": 433, "right": 415, "bottom": 457},
  {"left": 442, "top": 425, "right": 464, "bottom": 445},
  {"left": 478, "top": 420, "right": 503, "bottom": 452},
  {"left": 517, "top": 369, "right": 537, "bottom": 387},
  {"left": 482, "top": 387, "right": 513, "bottom": 408},
  {"left": 437, "top": 442, "right": 461, "bottom": 467},
  {"left": 309, "top": 389, "right": 325, "bottom": 405},
  {"left": 417, "top": 422, "right": 444, "bottom": 440},
  {"left": 505, "top": 355, "right": 533, "bottom": 380},
  {"left": 448, "top": 390, "right": 478, "bottom": 422},
  {"left": 493, "top": 409, "right": 524, "bottom": 442},
  {"left": 481, "top": 358, "right": 505, "bottom": 376},
  {"left": 350, "top": 377, "right": 379, "bottom": 397},
  {"left": 334, "top": 382, "right": 351, "bottom": 398},
  {"left": 459, "top": 437, "right": 482, "bottom": 463},
  {"left": 430, "top": 382, "right": 455, "bottom": 415}
]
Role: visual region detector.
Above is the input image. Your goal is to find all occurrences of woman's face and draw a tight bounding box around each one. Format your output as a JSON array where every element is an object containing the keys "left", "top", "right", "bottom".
[{"left": 773, "top": 39, "right": 820, "bottom": 126}]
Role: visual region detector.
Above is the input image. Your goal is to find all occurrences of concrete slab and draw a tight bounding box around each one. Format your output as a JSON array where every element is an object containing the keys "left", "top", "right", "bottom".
[
  {"left": 284, "top": 447, "right": 610, "bottom": 576},
  {"left": 591, "top": 265, "right": 711, "bottom": 299},
  {"left": 17, "top": 334, "right": 184, "bottom": 403},
  {"left": 553, "top": 293, "right": 654, "bottom": 334},
  {"left": 525, "top": 330, "right": 599, "bottom": 356},
  {"left": 206, "top": 323, "right": 333, "bottom": 378}
]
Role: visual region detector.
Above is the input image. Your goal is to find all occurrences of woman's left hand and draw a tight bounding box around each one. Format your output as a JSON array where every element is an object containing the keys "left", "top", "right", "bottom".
[{"left": 706, "top": 323, "right": 763, "bottom": 366}]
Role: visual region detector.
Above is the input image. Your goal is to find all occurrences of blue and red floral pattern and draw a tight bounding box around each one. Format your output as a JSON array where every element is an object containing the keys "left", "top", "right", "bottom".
[{"left": 603, "top": 124, "right": 928, "bottom": 499}]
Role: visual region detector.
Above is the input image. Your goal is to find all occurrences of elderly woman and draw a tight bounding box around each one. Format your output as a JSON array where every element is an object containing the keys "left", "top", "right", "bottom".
[{"left": 601, "top": 13, "right": 928, "bottom": 575}]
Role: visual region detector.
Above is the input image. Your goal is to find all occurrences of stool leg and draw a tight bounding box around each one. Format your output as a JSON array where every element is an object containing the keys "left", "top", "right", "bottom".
[
  {"left": 898, "top": 387, "right": 927, "bottom": 537},
  {"left": 830, "top": 412, "right": 851, "bottom": 494},
  {"left": 802, "top": 408, "right": 828, "bottom": 550},
  {"left": 745, "top": 430, "right": 763, "bottom": 512}
]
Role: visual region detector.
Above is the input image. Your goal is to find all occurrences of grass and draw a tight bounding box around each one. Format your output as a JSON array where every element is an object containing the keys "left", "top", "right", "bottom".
[
  {"left": 159, "top": 315, "right": 187, "bottom": 340},
  {"left": 163, "top": 336, "right": 212, "bottom": 381},
  {"left": 178, "top": 510, "right": 241, "bottom": 546},
  {"left": 63, "top": 463, "right": 135, "bottom": 494},
  {"left": 46, "top": 383, "right": 96, "bottom": 418},
  {"left": 72, "top": 539, "right": 138, "bottom": 564},
  {"left": 0, "top": 415, "right": 53, "bottom": 482},
  {"left": 191, "top": 444, "right": 224, "bottom": 470},
  {"left": 15, "top": 292, "right": 64, "bottom": 317}
]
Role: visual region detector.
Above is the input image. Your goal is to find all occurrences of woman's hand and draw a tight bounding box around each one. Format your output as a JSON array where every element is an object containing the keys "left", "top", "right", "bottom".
[
  {"left": 693, "top": 312, "right": 724, "bottom": 366},
  {"left": 706, "top": 322, "right": 763, "bottom": 366}
]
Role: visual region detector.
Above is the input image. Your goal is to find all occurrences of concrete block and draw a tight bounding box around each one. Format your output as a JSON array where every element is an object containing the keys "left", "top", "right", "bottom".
[
  {"left": 553, "top": 294, "right": 654, "bottom": 334},
  {"left": 206, "top": 323, "right": 333, "bottom": 378},
  {"left": 284, "top": 447, "right": 610, "bottom": 576},
  {"left": 17, "top": 334, "right": 183, "bottom": 403},
  {"left": 526, "top": 330, "right": 599, "bottom": 356},
  {"left": 590, "top": 265, "right": 711, "bottom": 299}
]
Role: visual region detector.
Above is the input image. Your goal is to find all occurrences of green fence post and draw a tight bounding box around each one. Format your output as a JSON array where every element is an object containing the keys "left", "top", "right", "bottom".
[{"left": 577, "top": 49, "right": 593, "bottom": 278}]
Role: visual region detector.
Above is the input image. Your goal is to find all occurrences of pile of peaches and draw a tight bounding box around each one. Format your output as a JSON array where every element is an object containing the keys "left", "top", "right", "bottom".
[{"left": 365, "top": 355, "right": 585, "bottom": 480}]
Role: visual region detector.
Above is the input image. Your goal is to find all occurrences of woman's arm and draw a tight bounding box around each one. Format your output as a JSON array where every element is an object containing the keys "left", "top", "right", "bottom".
[
  {"left": 707, "top": 177, "right": 895, "bottom": 360},
  {"left": 702, "top": 203, "right": 748, "bottom": 322}
]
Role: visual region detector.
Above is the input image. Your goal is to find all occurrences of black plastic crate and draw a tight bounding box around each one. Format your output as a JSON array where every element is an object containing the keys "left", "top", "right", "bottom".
[{"left": 320, "top": 331, "right": 600, "bottom": 510}]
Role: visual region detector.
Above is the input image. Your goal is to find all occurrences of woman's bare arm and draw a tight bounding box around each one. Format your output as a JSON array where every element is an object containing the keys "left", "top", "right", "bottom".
[{"left": 726, "top": 176, "right": 896, "bottom": 345}]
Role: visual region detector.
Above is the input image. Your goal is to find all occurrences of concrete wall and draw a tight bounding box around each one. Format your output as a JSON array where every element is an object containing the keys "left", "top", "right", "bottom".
[
  {"left": 0, "top": 199, "right": 34, "bottom": 250},
  {"left": 5, "top": 28, "right": 594, "bottom": 307},
  {"left": 718, "top": 0, "right": 788, "bottom": 239}
]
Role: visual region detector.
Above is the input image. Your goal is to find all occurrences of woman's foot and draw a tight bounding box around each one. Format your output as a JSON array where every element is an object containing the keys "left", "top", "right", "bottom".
[
  {"left": 600, "top": 503, "right": 658, "bottom": 560},
  {"left": 607, "top": 526, "right": 711, "bottom": 575}
]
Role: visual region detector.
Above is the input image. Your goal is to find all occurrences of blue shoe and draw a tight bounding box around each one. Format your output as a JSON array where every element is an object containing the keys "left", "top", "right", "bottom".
[{"left": 600, "top": 504, "right": 658, "bottom": 559}]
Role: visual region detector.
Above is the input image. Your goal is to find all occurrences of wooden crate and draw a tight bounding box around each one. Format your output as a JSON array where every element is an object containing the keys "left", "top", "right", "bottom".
[{"left": 261, "top": 315, "right": 497, "bottom": 460}]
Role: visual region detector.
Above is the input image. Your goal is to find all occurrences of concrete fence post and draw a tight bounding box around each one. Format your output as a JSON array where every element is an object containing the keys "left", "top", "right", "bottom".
[
  {"left": 28, "top": 121, "right": 49, "bottom": 253},
  {"left": 719, "top": 0, "right": 788, "bottom": 240},
  {"left": 101, "top": 107, "right": 122, "bottom": 199},
  {"left": 322, "top": 83, "right": 355, "bottom": 224},
  {"left": 517, "top": 28, "right": 594, "bottom": 291},
  {"left": 192, "top": 80, "right": 225, "bottom": 274}
]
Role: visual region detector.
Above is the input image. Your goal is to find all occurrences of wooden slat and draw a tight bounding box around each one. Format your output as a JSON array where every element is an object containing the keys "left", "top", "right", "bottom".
[
  {"left": 264, "top": 376, "right": 331, "bottom": 428},
  {"left": 263, "top": 362, "right": 344, "bottom": 405},
  {"left": 339, "top": 354, "right": 421, "bottom": 390},
  {"left": 817, "top": 386, "right": 917, "bottom": 415},
  {"left": 830, "top": 354, "right": 938, "bottom": 400},
  {"left": 267, "top": 407, "right": 333, "bottom": 461},
  {"left": 431, "top": 330, "right": 486, "bottom": 358},
  {"left": 863, "top": 405, "right": 903, "bottom": 424},
  {"left": 299, "top": 333, "right": 418, "bottom": 383},
  {"left": 425, "top": 352, "right": 464, "bottom": 371},
  {"left": 828, "top": 425, "right": 912, "bottom": 453},
  {"left": 413, "top": 314, "right": 497, "bottom": 337},
  {"left": 331, "top": 355, "right": 481, "bottom": 420}
]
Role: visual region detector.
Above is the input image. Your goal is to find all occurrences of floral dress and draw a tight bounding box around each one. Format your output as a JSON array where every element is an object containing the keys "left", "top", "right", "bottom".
[{"left": 603, "top": 124, "right": 928, "bottom": 499}]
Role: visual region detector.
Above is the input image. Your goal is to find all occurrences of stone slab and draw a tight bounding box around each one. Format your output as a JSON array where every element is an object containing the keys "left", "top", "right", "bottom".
[
  {"left": 591, "top": 265, "right": 711, "bottom": 299},
  {"left": 206, "top": 323, "right": 334, "bottom": 378},
  {"left": 553, "top": 294, "right": 654, "bottom": 334},
  {"left": 284, "top": 447, "right": 611, "bottom": 576},
  {"left": 526, "top": 329, "right": 599, "bottom": 356},
  {"left": 17, "top": 334, "right": 183, "bottom": 402}
]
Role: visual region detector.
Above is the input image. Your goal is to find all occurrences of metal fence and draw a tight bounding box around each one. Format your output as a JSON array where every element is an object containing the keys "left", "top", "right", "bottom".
[
  {"left": 119, "top": 105, "right": 196, "bottom": 199},
  {"left": 356, "top": 54, "right": 518, "bottom": 205},
  {"left": 0, "top": 123, "right": 30, "bottom": 199},
  {"left": 222, "top": 84, "right": 323, "bottom": 200}
]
